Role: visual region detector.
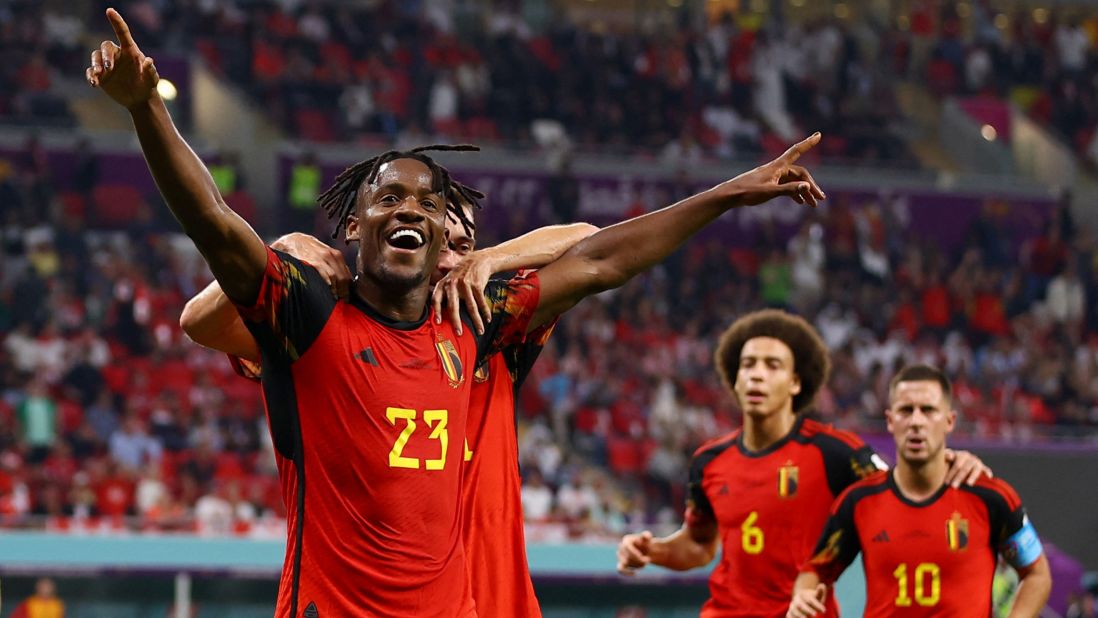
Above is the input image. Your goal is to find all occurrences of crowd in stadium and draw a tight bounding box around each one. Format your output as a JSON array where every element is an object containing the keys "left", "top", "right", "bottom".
[
  {"left": 8, "top": 1, "right": 1098, "bottom": 166},
  {"left": 0, "top": 1, "right": 1096, "bottom": 540},
  {"left": 1, "top": 130, "right": 1096, "bottom": 538}
]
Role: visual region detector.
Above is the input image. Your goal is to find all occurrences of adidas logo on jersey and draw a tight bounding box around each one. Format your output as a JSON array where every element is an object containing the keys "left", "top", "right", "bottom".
[
  {"left": 355, "top": 347, "right": 379, "bottom": 366},
  {"left": 871, "top": 530, "right": 890, "bottom": 543},
  {"left": 303, "top": 601, "right": 319, "bottom": 617},
  {"left": 718, "top": 484, "right": 730, "bottom": 495}
]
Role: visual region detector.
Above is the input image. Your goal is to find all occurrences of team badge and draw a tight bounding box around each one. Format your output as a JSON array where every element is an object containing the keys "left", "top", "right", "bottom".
[
  {"left": 435, "top": 339, "right": 464, "bottom": 388},
  {"left": 946, "top": 511, "right": 969, "bottom": 552},
  {"left": 474, "top": 362, "right": 489, "bottom": 383},
  {"left": 778, "top": 462, "right": 799, "bottom": 498}
]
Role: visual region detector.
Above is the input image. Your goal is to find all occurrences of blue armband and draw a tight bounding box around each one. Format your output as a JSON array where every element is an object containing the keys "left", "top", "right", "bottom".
[{"left": 1000, "top": 516, "right": 1042, "bottom": 569}]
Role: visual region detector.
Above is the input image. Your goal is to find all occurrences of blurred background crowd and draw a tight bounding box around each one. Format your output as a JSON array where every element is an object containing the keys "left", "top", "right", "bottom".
[{"left": 1, "top": 0, "right": 1097, "bottom": 546}]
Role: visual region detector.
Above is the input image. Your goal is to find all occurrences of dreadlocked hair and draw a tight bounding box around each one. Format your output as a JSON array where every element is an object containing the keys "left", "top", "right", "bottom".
[{"left": 316, "top": 144, "right": 483, "bottom": 239}]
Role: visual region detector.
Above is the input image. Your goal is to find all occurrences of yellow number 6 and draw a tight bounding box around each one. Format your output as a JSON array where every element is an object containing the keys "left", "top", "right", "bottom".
[{"left": 741, "top": 511, "right": 764, "bottom": 554}]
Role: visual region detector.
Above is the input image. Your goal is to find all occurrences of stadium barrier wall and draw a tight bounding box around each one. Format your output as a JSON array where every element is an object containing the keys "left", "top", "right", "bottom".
[{"left": 0, "top": 532, "right": 868, "bottom": 617}]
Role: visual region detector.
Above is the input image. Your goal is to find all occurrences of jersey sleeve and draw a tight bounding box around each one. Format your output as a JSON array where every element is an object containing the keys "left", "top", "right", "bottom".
[
  {"left": 684, "top": 454, "right": 716, "bottom": 528},
  {"left": 473, "top": 272, "right": 542, "bottom": 366},
  {"left": 980, "top": 479, "right": 1043, "bottom": 569},
  {"left": 802, "top": 490, "right": 862, "bottom": 585},
  {"left": 816, "top": 430, "right": 887, "bottom": 498},
  {"left": 232, "top": 247, "right": 338, "bottom": 362},
  {"left": 228, "top": 355, "right": 262, "bottom": 381},
  {"left": 499, "top": 317, "right": 558, "bottom": 390}
]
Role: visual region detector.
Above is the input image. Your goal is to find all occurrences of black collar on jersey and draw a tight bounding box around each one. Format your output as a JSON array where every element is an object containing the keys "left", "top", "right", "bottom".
[
  {"left": 887, "top": 468, "right": 949, "bottom": 508},
  {"left": 735, "top": 414, "right": 806, "bottom": 458},
  {"left": 348, "top": 289, "right": 428, "bottom": 331}
]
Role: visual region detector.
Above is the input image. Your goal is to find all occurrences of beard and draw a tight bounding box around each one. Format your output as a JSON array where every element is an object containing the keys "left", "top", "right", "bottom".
[{"left": 366, "top": 260, "right": 430, "bottom": 293}]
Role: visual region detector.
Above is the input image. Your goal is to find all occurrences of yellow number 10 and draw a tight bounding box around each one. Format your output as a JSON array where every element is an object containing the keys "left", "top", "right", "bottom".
[
  {"left": 894, "top": 562, "right": 940, "bottom": 607},
  {"left": 386, "top": 407, "right": 448, "bottom": 470}
]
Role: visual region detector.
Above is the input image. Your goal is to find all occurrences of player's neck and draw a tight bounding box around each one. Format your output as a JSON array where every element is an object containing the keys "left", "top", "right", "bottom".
[
  {"left": 353, "top": 275, "right": 430, "bottom": 323},
  {"left": 893, "top": 454, "right": 948, "bottom": 501},
  {"left": 742, "top": 408, "right": 797, "bottom": 452}
]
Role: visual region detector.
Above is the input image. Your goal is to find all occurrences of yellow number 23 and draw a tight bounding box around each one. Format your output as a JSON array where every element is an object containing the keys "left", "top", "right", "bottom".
[{"left": 386, "top": 407, "right": 449, "bottom": 470}]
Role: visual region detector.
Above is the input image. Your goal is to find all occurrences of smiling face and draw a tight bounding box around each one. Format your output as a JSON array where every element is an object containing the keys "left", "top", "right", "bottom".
[
  {"left": 733, "top": 336, "right": 801, "bottom": 420},
  {"left": 886, "top": 380, "right": 956, "bottom": 466},
  {"left": 344, "top": 158, "right": 447, "bottom": 292}
]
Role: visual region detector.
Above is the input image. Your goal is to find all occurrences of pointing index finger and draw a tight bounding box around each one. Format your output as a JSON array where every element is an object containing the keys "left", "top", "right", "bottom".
[
  {"left": 106, "top": 8, "right": 137, "bottom": 49},
  {"left": 781, "top": 132, "right": 822, "bottom": 164}
]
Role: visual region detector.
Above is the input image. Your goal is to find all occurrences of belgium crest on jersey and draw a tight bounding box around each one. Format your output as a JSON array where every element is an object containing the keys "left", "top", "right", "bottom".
[
  {"left": 436, "top": 339, "right": 464, "bottom": 388},
  {"left": 778, "top": 462, "right": 799, "bottom": 498},
  {"left": 946, "top": 511, "right": 969, "bottom": 551}
]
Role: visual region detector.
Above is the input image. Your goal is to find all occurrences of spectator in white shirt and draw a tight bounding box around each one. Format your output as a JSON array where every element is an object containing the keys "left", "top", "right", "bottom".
[{"left": 521, "top": 470, "right": 555, "bottom": 522}]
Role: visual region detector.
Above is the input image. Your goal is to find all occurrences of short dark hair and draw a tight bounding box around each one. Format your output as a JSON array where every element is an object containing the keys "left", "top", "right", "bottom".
[
  {"left": 317, "top": 144, "right": 484, "bottom": 239},
  {"left": 714, "top": 309, "right": 831, "bottom": 413},
  {"left": 888, "top": 364, "right": 952, "bottom": 403}
]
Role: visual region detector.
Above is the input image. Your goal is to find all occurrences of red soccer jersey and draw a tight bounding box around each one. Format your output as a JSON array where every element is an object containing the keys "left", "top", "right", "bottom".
[
  {"left": 804, "top": 471, "right": 1034, "bottom": 618},
  {"left": 234, "top": 248, "right": 539, "bottom": 618},
  {"left": 461, "top": 319, "right": 555, "bottom": 618},
  {"left": 686, "top": 416, "right": 882, "bottom": 618}
]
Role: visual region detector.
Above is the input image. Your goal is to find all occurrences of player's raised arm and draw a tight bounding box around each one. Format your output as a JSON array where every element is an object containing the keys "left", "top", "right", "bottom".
[
  {"left": 180, "top": 233, "right": 352, "bottom": 359},
  {"left": 86, "top": 8, "right": 266, "bottom": 304},
  {"left": 432, "top": 222, "right": 599, "bottom": 334},
  {"left": 528, "top": 133, "right": 824, "bottom": 331}
]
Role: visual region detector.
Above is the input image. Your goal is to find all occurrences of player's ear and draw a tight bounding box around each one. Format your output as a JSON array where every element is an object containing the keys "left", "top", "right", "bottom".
[
  {"left": 945, "top": 407, "right": 957, "bottom": 434},
  {"left": 790, "top": 374, "right": 802, "bottom": 396},
  {"left": 884, "top": 408, "right": 896, "bottom": 434},
  {"left": 345, "top": 215, "right": 360, "bottom": 243}
]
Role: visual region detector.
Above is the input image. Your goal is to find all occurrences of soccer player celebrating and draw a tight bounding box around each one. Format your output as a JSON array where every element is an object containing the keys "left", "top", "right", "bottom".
[
  {"left": 88, "top": 9, "right": 827, "bottom": 616},
  {"left": 181, "top": 199, "right": 598, "bottom": 618},
  {"left": 787, "top": 364, "right": 1051, "bottom": 618},
  {"left": 616, "top": 310, "right": 989, "bottom": 617}
]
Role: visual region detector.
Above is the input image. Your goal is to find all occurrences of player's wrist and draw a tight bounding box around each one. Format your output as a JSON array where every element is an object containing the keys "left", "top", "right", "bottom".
[
  {"left": 708, "top": 182, "right": 749, "bottom": 210},
  {"left": 126, "top": 90, "right": 162, "bottom": 115},
  {"left": 474, "top": 246, "right": 512, "bottom": 273}
]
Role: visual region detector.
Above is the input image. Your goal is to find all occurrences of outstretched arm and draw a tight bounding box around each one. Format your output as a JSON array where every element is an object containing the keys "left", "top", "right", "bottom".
[
  {"left": 432, "top": 222, "right": 599, "bottom": 334},
  {"left": 180, "top": 233, "right": 352, "bottom": 360},
  {"left": 529, "top": 133, "right": 824, "bottom": 331},
  {"left": 87, "top": 9, "right": 266, "bottom": 304}
]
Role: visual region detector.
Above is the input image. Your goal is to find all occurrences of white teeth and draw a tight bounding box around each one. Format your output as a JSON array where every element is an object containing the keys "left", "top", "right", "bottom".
[{"left": 388, "top": 229, "right": 424, "bottom": 246}]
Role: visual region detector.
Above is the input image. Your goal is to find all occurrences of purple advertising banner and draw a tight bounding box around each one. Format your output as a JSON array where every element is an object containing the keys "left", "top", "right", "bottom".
[
  {"left": 280, "top": 156, "right": 1055, "bottom": 250},
  {"left": 1, "top": 142, "right": 1055, "bottom": 251}
]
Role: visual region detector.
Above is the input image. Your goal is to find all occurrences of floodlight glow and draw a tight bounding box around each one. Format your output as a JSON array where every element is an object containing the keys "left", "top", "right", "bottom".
[{"left": 157, "top": 79, "right": 178, "bottom": 101}]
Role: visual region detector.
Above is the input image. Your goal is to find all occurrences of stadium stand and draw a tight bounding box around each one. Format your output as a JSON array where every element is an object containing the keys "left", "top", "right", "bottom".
[{"left": 0, "top": 0, "right": 1095, "bottom": 557}]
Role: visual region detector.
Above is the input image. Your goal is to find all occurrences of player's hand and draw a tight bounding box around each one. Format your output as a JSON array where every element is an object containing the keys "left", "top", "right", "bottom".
[
  {"left": 271, "top": 233, "right": 352, "bottom": 299},
  {"left": 431, "top": 251, "right": 496, "bottom": 336},
  {"left": 616, "top": 531, "right": 654, "bottom": 575},
  {"left": 86, "top": 8, "right": 160, "bottom": 110},
  {"left": 787, "top": 584, "right": 828, "bottom": 618},
  {"left": 718, "top": 133, "right": 826, "bottom": 208},
  {"left": 943, "top": 448, "right": 992, "bottom": 488}
]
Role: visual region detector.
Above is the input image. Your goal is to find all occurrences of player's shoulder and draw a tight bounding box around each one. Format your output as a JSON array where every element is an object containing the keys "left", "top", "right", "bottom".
[
  {"left": 692, "top": 430, "right": 740, "bottom": 460},
  {"left": 959, "top": 473, "right": 1023, "bottom": 511},
  {"left": 833, "top": 469, "right": 890, "bottom": 509},
  {"left": 799, "top": 417, "right": 867, "bottom": 453}
]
